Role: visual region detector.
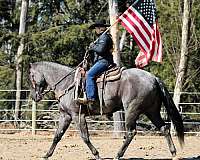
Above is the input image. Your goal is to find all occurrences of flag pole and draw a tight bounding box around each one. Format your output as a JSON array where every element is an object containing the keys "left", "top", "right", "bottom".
[
  {"left": 91, "top": 0, "right": 140, "bottom": 44},
  {"left": 92, "top": 20, "right": 119, "bottom": 44},
  {"left": 104, "top": 0, "right": 140, "bottom": 34},
  {"left": 103, "top": 20, "right": 119, "bottom": 35}
]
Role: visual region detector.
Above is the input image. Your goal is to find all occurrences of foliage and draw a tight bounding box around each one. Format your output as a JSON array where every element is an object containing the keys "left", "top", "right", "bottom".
[{"left": 0, "top": 65, "right": 15, "bottom": 111}]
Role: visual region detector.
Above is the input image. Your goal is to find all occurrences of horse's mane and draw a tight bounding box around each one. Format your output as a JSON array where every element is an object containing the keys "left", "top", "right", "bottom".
[{"left": 31, "top": 61, "right": 73, "bottom": 73}]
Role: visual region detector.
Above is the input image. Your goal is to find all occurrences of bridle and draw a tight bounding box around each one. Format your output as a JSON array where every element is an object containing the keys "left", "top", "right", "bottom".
[
  {"left": 30, "top": 58, "right": 88, "bottom": 98},
  {"left": 30, "top": 48, "right": 90, "bottom": 101},
  {"left": 30, "top": 73, "right": 47, "bottom": 99},
  {"left": 30, "top": 70, "right": 73, "bottom": 99}
]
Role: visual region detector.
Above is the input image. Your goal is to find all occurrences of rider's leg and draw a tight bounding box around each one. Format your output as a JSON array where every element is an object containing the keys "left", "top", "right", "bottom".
[{"left": 86, "top": 60, "right": 109, "bottom": 101}]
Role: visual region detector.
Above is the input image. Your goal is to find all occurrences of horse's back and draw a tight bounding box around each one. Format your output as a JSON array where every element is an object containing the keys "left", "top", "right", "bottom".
[
  {"left": 121, "top": 68, "right": 157, "bottom": 90},
  {"left": 105, "top": 68, "right": 157, "bottom": 98},
  {"left": 117, "top": 68, "right": 160, "bottom": 108}
]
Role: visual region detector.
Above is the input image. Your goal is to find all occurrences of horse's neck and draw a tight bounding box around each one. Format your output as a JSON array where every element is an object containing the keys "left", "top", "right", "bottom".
[{"left": 42, "top": 66, "right": 74, "bottom": 92}]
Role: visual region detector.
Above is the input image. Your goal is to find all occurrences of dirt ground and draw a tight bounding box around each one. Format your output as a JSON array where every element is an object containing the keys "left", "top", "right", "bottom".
[{"left": 0, "top": 132, "right": 199, "bottom": 160}]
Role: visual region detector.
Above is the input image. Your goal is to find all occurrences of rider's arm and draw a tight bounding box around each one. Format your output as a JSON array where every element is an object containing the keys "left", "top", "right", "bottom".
[{"left": 89, "top": 34, "right": 112, "bottom": 56}]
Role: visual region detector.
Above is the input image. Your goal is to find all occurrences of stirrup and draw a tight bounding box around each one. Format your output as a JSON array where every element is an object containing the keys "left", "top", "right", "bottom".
[{"left": 77, "top": 97, "right": 95, "bottom": 105}]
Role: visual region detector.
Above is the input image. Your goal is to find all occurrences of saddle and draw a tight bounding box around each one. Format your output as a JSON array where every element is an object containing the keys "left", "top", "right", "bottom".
[
  {"left": 96, "top": 66, "right": 125, "bottom": 114},
  {"left": 96, "top": 65, "right": 126, "bottom": 83},
  {"left": 54, "top": 66, "right": 125, "bottom": 102},
  {"left": 68, "top": 65, "right": 125, "bottom": 114}
]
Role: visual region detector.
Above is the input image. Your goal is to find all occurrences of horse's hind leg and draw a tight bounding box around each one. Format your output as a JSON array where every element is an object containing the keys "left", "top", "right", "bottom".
[
  {"left": 43, "top": 110, "right": 72, "bottom": 159},
  {"left": 145, "top": 111, "right": 177, "bottom": 157},
  {"left": 73, "top": 114, "right": 102, "bottom": 160},
  {"left": 115, "top": 123, "right": 137, "bottom": 159},
  {"left": 115, "top": 108, "right": 139, "bottom": 159}
]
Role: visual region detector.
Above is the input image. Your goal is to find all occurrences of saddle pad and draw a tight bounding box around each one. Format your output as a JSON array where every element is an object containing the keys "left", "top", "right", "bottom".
[{"left": 96, "top": 66, "right": 126, "bottom": 83}]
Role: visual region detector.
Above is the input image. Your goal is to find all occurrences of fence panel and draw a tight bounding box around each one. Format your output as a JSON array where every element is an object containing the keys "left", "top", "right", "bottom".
[{"left": 0, "top": 90, "right": 199, "bottom": 135}]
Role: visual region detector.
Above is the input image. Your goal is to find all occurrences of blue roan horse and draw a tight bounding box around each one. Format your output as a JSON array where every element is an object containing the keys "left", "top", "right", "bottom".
[{"left": 29, "top": 61, "right": 184, "bottom": 160}]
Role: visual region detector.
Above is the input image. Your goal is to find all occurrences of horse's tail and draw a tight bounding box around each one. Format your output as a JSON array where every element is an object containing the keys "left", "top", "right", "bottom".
[{"left": 156, "top": 77, "right": 184, "bottom": 147}]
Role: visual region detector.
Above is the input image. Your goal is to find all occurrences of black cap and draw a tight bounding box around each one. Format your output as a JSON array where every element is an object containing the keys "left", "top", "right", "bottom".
[{"left": 89, "top": 19, "right": 110, "bottom": 29}]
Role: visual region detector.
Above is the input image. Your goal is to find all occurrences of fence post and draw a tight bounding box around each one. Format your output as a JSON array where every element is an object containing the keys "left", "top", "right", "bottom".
[{"left": 32, "top": 100, "right": 37, "bottom": 135}]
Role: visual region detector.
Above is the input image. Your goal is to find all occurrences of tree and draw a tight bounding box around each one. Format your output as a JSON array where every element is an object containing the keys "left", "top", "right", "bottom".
[
  {"left": 108, "top": 0, "right": 125, "bottom": 137},
  {"left": 15, "top": 0, "right": 29, "bottom": 124},
  {"left": 173, "top": 0, "right": 192, "bottom": 108}
]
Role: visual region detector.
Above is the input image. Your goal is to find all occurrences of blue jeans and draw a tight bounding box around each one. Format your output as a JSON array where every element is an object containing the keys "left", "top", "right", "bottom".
[{"left": 86, "top": 60, "right": 109, "bottom": 100}]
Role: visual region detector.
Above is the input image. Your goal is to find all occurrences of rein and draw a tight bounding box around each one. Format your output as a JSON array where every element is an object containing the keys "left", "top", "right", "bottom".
[
  {"left": 51, "top": 68, "right": 75, "bottom": 91},
  {"left": 41, "top": 68, "right": 74, "bottom": 97},
  {"left": 42, "top": 54, "right": 89, "bottom": 98}
]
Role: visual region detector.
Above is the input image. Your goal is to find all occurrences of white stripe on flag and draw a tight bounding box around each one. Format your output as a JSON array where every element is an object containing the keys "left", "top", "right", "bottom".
[
  {"left": 120, "top": 16, "right": 149, "bottom": 53},
  {"left": 118, "top": 2, "right": 163, "bottom": 67},
  {"left": 129, "top": 7, "right": 153, "bottom": 34},
  {"left": 126, "top": 9, "right": 151, "bottom": 43}
]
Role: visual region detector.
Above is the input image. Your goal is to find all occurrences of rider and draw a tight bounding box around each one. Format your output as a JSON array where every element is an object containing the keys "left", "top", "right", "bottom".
[{"left": 77, "top": 19, "right": 114, "bottom": 105}]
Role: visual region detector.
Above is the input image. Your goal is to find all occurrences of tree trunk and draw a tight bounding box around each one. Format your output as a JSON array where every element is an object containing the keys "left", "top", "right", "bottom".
[
  {"left": 173, "top": 0, "right": 191, "bottom": 108},
  {"left": 119, "top": 31, "right": 126, "bottom": 52},
  {"left": 108, "top": 0, "right": 121, "bottom": 65},
  {"left": 15, "top": 0, "right": 28, "bottom": 126},
  {"left": 108, "top": 0, "right": 125, "bottom": 137}
]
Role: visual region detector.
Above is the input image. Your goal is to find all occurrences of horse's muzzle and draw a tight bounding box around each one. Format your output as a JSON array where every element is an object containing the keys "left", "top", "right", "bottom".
[{"left": 31, "top": 90, "right": 43, "bottom": 102}]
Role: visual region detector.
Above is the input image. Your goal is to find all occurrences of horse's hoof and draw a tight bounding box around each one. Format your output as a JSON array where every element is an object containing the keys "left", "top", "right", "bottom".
[
  {"left": 172, "top": 156, "right": 183, "bottom": 160},
  {"left": 42, "top": 155, "right": 49, "bottom": 160},
  {"left": 95, "top": 155, "right": 103, "bottom": 160}
]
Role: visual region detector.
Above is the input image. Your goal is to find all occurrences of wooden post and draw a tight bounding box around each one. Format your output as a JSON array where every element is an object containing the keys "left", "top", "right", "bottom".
[{"left": 32, "top": 100, "right": 37, "bottom": 135}]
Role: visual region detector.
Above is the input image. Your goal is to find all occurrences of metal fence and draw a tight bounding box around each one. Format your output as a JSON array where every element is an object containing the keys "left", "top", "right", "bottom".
[{"left": 0, "top": 90, "right": 200, "bottom": 135}]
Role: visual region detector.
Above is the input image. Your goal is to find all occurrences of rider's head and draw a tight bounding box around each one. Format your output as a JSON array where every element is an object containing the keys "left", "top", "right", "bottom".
[{"left": 89, "top": 19, "right": 110, "bottom": 36}]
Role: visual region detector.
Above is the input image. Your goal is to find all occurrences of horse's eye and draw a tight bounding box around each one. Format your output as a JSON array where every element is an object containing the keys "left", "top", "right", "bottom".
[{"left": 30, "top": 74, "right": 36, "bottom": 88}]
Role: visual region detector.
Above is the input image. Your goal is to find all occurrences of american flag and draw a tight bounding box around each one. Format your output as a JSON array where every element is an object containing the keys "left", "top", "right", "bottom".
[{"left": 118, "top": 0, "right": 162, "bottom": 68}]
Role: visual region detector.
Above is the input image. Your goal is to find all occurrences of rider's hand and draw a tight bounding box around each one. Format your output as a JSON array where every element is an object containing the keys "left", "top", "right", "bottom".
[{"left": 89, "top": 42, "right": 95, "bottom": 49}]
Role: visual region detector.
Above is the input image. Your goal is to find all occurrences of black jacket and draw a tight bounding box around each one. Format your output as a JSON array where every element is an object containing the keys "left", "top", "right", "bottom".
[{"left": 89, "top": 32, "right": 113, "bottom": 64}]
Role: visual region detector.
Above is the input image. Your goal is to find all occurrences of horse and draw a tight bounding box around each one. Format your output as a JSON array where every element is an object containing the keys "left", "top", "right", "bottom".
[{"left": 29, "top": 61, "right": 184, "bottom": 160}]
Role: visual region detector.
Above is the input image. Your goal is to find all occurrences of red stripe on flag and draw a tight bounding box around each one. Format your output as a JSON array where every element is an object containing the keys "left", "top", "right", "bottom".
[
  {"left": 150, "top": 30, "right": 156, "bottom": 60},
  {"left": 120, "top": 20, "right": 147, "bottom": 53},
  {"left": 127, "top": 8, "right": 152, "bottom": 38},
  {"left": 137, "top": 54, "right": 146, "bottom": 61},
  {"left": 154, "top": 25, "right": 160, "bottom": 61},
  {"left": 122, "top": 13, "right": 151, "bottom": 50},
  {"left": 118, "top": 2, "right": 163, "bottom": 68},
  {"left": 135, "top": 51, "right": 148, "bottom": 68},
  {"left": 152, "top": 22, "right": 162, "bottom": 62},
  {"left": 156, "top": 22, "right": 162, "bottom": 62}
]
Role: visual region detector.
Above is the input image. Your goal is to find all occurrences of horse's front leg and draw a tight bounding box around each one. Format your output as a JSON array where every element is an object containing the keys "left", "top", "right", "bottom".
[
  {"left": 43, "top": 110, "right": 72, "bottom": 159},
  {"left": 73, "top": 114, "right": 102, "bottom": 160}
]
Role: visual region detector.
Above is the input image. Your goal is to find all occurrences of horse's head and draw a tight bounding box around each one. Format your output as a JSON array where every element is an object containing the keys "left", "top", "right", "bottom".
[{"left": 29, "top": 63, "right": 47, "bottom": 102}]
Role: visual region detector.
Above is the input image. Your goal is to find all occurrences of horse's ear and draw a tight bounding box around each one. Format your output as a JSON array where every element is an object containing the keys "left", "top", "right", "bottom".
[{"left": 29, "top": 63, "right": 33, "bottom": 69}]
